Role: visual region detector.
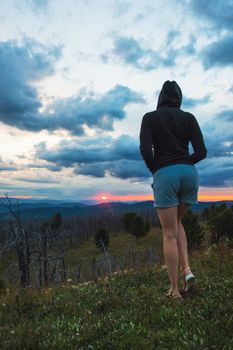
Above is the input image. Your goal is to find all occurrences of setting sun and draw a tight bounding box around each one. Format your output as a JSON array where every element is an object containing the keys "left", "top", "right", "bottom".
[{"left": 101, "top": 196, "right": 108, "bottom": 200}]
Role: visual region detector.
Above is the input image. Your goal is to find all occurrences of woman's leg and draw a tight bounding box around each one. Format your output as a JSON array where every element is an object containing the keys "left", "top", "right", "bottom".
[
  {"left": 177, "top": 203, "right": 191, "bottom": 273},
  {"left": 177, "top": 203, "right": 195, "bottom": 293},
  {"left": 156, "top": 206, "right": 181, "bottom": 296}
]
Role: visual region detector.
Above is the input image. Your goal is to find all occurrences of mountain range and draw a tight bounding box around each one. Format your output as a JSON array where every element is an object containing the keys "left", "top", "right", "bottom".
[{"left": 0, "top": 198, "right": 232, "bottom": 222}]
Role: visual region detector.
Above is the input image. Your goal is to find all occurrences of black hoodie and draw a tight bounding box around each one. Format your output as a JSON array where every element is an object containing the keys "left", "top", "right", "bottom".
[{"left": 139, "top": 81, "right": 207, "bottom": 174}]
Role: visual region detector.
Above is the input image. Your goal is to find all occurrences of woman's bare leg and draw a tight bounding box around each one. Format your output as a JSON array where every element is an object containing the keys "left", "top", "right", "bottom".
[
  {"left": 177, "top": 203, "right": 191, "bottom": 273},
  {"left": 156, "top": 207, "right": 181, "bottom": 297}
]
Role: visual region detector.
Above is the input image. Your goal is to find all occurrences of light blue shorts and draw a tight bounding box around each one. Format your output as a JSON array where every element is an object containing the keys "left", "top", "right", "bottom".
[{"left": 153, "top": 164, "right": 199, "bottom": 208}]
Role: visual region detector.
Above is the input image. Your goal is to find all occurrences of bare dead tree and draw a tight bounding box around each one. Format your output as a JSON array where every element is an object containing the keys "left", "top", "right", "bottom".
[{"left": 0, "top": 193, "right": 31, "bottom": 287}]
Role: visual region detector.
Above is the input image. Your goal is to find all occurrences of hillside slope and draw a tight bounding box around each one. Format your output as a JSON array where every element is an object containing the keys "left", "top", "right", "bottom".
[
  {"left": 0, "top": 200, "right": 233, "bottom": 221},
  {"left": 1, "top": 244, "right": 233, "bottom": 349}
]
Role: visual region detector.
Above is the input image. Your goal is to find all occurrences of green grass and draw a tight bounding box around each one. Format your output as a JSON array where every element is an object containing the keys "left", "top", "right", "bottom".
[
  {"left": 64, "top": 227, "right": 163, "bottom": 282},
  {"left": 65, "top": 228, "right": 162, "bottom": 264},
  {"left": 1, "top": 243, "right": 233, "bottom": 349}
]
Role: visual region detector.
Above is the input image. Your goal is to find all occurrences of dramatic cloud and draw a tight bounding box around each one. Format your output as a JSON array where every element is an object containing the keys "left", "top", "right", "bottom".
[
  {"left": 75, "top": 159, "right": 150, "bottom": 179},
  {"left": 35, "top": 135, "right": 140, "bottom": 165},
  {"left": 201, "top": 35, "right": 233, "bottom": 69},
  {"left": 108, "top": 160, "right": 150, "bottom": 179},
  {"left": 203, "top": 110, "right": 233, "bottom": 158},
  {"left": 0, "top": 40, "right": 61, "bottom": 131},
  {"left": 0, "top": 40, "right": 144, "bottom": 134},
  {"left": 48, "top": 85, "right": 144, "bottom": 135},
  {"left": 182, "top": 95, "right": 210, "bottom": 108},
  {"left": 198, "top": 158, "right": 233, "bottom": 187},
  {"left": 103, "top": 33, "right": 196, "bottom": 71},
  {"left": 110, "top": 37, "right": 160, "bottom": 70},
  {"left": 192, "top": 108, "right": 233, "bottom": 187},
  {"left": 190, "top": 0, "right": 233, "bottom": 31},
  {"left": 215, "top": 110, "right": 233, "bottom": 123},
  {"left": 35, "top": 135, "right": 150, "bottom": 179},
  {"left": 34, "top": 108, "right": 233, "bottom": 186}
]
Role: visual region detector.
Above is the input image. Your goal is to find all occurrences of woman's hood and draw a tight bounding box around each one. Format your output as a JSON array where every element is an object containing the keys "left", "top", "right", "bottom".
[{"left": 157, "top": 80, "right": 182, "bottom": 108}]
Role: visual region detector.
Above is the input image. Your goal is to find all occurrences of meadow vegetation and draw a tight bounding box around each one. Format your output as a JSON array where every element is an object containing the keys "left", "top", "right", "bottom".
[
  {"left": 1, "top": 204, "right": 233, "bottom": 349},
  {"left": 1, "top": 242, "right": 233, "bottom": 349}
]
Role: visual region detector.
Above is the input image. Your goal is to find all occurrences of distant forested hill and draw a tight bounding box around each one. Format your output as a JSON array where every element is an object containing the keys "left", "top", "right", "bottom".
[{"left": 0, "top": 198, "right": 232, "bottom": 222}]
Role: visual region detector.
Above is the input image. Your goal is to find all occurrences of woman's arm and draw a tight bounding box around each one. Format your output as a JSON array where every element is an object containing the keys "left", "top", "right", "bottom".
[{"left": 139, "top": 113, "right": 155, "bottom": 173}]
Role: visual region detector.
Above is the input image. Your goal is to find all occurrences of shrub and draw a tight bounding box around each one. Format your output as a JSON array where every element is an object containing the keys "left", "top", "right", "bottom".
[
  {"left": 182, "top": 210, "right": 204, "bottom": 250},
  {"left": 122, "top": 213, "right": 137, "bottom": 232},
  {"left": 122, "top": 213, "right": 150, "bottom": 240},
  {"left": 95, "top": 229, "right": 109, "bottom": 252},
  {"left": 210, "top": 208, "right": 233, "bottom": 244},
  {"left": 201, "top": 204, "right": 233, "bottom": 244}
]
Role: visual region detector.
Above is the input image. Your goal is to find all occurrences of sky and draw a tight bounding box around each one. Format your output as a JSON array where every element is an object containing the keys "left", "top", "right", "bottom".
[{"left": 0, "top": 0, "right": 233, "bottom": 202}]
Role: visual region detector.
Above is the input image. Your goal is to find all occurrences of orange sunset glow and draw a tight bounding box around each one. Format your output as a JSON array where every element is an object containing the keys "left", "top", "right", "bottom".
[{"left": 92, "top": 190, "right": 233, "bottom": 202}]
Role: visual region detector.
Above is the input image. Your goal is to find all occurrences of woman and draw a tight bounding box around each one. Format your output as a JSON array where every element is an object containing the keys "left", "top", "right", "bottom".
[{"left": 139, "top": 80, "right": 207, "bottom": 299}]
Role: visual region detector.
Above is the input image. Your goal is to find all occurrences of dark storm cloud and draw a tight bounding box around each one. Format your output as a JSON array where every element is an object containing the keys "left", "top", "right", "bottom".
[
  {"left": 196, "top": 109, "right": 233, "bottom": 187},
  {"left": 108, "top": 160, "right": 150, "bottom": 179},
  {"left": 0, "top": 40, "right": 61, "bottom": 131},
  {"left": 190, "top": 0, "right": 233, "bottom": 31},
  {"left": 75, "top": 163, "right": 107, "bottom": 178},
  {"left": 202, "top": 110, "right": 233, "bottom": 158},
  {"left": 197, "top": 159, "right": 233, "bottom": 187},
  {"left": 0, "top": 40, "right": 144, "bottom": 134},
  {"left": 215, "top": 110, "right": 233, "bottom": 123},
  {"left": 111, "top": 36, "right": 160, "bottom": 70},
  {"left": 103, "top": 33, "right": 196, "bottom": 71},
  {"left": 35, "top": 135, "right": 150, "bottom": 179},
  {"left": 74, "top": 160, "right": 150, "bottom": 179},
  {"left": 201, "top": 35, "right": 233, "bottom": 69},
  {"left": 35, "top": 109, "right": 233, "bottom": 185},
  {"left": 182, "top": 95, "right": 210, "bottom": 108},
  {"left": 35, "top": 135, "right": 141, "bottom": 166},
  {"left": 49, "top": 85, "right": 144, "bottom": 135},
  {"left": 177, "top": 1, "right": 233, "bottom": 69}
]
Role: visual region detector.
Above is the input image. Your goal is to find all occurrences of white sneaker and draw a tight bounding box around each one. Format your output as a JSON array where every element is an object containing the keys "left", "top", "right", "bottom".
[{"left": 184, "top": 271, "right": 196, "bottom": 293}]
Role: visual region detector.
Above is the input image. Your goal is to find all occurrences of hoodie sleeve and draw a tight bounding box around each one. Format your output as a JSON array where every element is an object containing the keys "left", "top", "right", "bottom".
[
  {"left": 189, "top": 114, "right": 207, "bottom": 164},
  {"left": 139, "top": 113, "right": 155, "bottom": 173}
]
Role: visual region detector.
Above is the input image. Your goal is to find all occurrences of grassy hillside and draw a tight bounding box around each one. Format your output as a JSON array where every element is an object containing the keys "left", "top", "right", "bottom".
[{"left": 1, "top": 242, "right": 233, "bottom": 349}]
